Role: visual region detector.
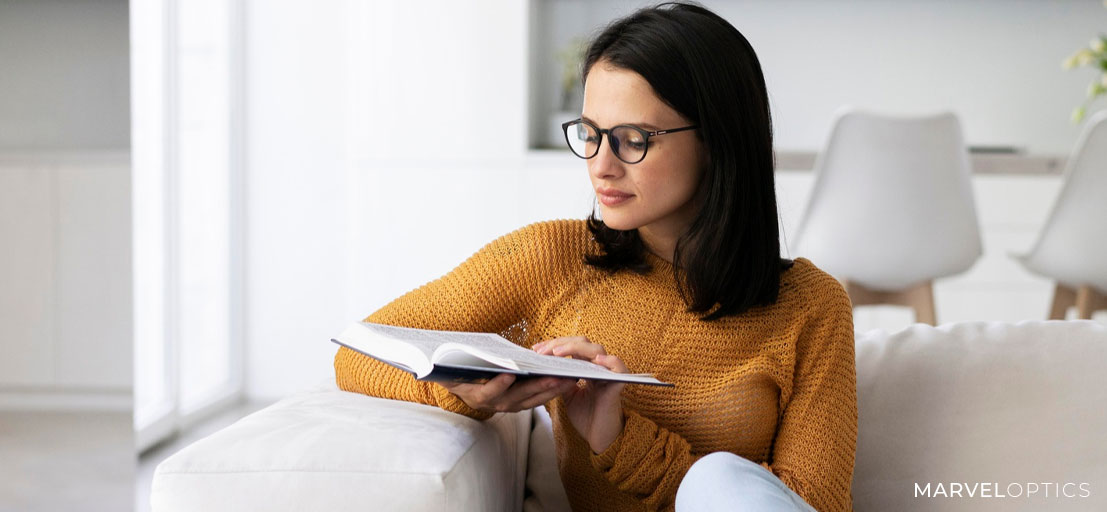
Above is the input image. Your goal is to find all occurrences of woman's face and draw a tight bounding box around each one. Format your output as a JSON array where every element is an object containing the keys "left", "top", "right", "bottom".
[{"left": 581, "top": 61, "right": 706, "bottom": 250}]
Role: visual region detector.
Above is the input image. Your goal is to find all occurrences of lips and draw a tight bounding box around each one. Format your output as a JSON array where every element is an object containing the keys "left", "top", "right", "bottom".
[
  {"left": 596, "top": 187, "right": 634, "bottom": 207},
  {"left": 596, "top": 187, "right": 633, "bottom": 198}
]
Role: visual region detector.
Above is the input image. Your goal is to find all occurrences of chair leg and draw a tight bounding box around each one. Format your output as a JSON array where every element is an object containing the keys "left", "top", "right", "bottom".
[
  {"left": 908, "top": 281, "right": 936, "bottom": 326},
  {"left": 843, "top": 280, "right": 936, "bottom": 326},
  {"left": 1049, "top": 284, "right": 1077, "bottom": 320},
  {"left": 1075, "top": 285, "right": 1107, "bottom": 319},
  {"left": 843, "top": 279, "right": 883, "bottom": 307}
]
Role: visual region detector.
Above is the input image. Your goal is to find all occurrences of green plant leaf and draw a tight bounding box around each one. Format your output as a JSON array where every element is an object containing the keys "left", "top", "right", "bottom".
[{"left": 1072, "top": 106, "right": 1086, "bottom": 123}]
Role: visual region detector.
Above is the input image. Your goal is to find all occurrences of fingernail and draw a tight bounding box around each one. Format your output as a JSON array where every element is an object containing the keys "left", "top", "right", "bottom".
[{"left": 533, "top": 342, "right": 545, "bottom": 351}]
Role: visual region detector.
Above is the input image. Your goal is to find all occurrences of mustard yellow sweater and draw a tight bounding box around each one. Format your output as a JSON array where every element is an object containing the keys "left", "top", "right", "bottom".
[{"left": 334, "top": 219, "right": 857, "bottom": 512}]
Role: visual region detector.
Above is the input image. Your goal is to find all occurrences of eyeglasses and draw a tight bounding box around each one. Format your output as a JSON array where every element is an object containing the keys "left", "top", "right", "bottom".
[{"left": 562, "top": 118, "right": 698, "bottom": 164}]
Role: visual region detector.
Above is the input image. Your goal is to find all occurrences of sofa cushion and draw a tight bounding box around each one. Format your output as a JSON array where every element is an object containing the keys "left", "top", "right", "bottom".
[
  {"left": 151, "top": 381, "right": 531, "bottom": 512},
  {"left": 523, "top": 407, "right": 571, "bottom": 512},
  {"left": 853, "top": 320, "right": 1107, "bottom": 511}
]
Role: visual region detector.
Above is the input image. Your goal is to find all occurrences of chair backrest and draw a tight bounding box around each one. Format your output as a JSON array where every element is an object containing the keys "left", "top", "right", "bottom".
[
  {"left": 792, "top": 107, "right": 982, "bottom": 291},
  {"left": 1019, "top": 109, "right": 1107, "bottom": 292}
]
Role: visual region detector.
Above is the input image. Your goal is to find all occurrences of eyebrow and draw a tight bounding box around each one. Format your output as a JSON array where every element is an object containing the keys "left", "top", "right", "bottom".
[{"left": 581, "top": 115, "right": 661, "bottom": 131}]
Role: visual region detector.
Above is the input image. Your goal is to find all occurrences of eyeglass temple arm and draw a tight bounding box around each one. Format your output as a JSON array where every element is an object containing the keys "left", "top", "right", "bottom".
[{"left": 649, "top": 125, "right": 697, "bottom": 136}]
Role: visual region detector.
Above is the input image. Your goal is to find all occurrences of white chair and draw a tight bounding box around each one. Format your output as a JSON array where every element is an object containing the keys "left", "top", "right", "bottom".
[
  {"left": 792, "top": 107, "right": 983, "bottom": 325},
  {"left": 1013, "top": 109, "right": 1107, "bottom": 320}
]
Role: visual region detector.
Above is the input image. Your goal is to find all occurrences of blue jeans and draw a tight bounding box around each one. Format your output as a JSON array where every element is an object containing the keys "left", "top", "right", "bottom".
[{"left": 675, "top": 452, "right": 818, "bottom": 512}]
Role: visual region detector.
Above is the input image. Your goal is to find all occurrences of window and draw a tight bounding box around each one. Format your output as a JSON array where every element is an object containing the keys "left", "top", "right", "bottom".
[{"left": 132, "top": 0, "right": 244, "bottom": 452}]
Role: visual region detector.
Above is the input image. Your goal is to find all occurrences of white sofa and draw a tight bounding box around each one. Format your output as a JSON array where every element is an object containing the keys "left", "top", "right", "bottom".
[{"left": 151, "top": 320, "right": 1107, "bottom": 511}]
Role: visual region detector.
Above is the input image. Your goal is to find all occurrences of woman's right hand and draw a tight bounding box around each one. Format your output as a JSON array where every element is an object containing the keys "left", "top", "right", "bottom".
[{"left": 440, "top": 374, "right": 576, "bottom": 413}]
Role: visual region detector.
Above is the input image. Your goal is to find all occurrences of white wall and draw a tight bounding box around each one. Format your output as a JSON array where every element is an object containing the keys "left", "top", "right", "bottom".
[
  {"left": 534, "top": 0, "right": 1102, "bottom": 155},
  {"left": 747, "top": 0, "right": 1100, "bottom": 155},
  {"left": 241, "top": 0, "right": 1104, "bottom": 400},
  {"left": 241, "top": 0, "right": 583, "bottom": 400},
  {"left": 0, "top": 0, "right": 130, "bottom": 150},
  {"left": 242, "top": 0, "right": 351, "bottom": 400}
]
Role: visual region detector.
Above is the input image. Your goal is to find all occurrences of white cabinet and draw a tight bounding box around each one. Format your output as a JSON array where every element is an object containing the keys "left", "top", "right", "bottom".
[
  {"left": 0, "top": 154, "right": 132, "bottom": 408},
  {"left": 0, "top": 163, "right": 55, "bottom": 387}
]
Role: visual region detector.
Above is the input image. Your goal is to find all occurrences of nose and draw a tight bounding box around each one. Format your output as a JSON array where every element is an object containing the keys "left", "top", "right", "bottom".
[{"left": 588, "top": 133, "right": 625, "bottom": 181}]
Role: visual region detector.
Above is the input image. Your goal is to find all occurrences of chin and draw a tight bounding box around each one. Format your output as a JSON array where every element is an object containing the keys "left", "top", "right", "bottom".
[{"left": 597, "top": 213, "right": 639, "bottom": 231}]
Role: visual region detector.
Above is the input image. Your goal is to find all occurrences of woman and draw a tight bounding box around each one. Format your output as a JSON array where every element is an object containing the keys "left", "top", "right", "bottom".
[{"left": 334, "top": 3, "right": 856, "bottom": 511}]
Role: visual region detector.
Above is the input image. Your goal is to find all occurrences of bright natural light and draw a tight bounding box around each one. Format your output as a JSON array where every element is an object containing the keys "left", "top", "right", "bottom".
[{"left": 132, "top": 0, "right": 241, "bottom": 451}]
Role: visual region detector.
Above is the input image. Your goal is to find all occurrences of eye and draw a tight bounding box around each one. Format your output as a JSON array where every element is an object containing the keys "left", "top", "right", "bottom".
[{"left": 615, "top": 128, "right": 647, "bottom": 148}]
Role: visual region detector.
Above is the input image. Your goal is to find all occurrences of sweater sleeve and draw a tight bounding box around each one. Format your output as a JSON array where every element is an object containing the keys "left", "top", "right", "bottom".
[
  {"left": 588, "top": 409, "right": 698, "bottom": 511},
  {"left": 334, "top": 221, "right": 572, "bottom": 420},
  {"left": 764, "top": 278, "right": 858, "bottom": 512}
]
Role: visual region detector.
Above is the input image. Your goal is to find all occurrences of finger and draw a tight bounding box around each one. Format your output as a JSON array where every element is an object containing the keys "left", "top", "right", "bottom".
[
  {"left": 563, "top": 379, "right": 583, "bottom": 397},
  {"left": 532, "top": 337, "right": 564, "bottom": 354},
  {"left": 496, "top": 376, "right": 562, "bottom": 408},
  {"left": 551, "top": 339, "right": 607, "bottom": 360},
  {"left": 515, "top": 384, "right": 570, "bottom": 410},
  {"left": 440, "top": 380, "right": 488, "bottom": 396},
  {"left": 593, "top": 353, "right": 629, "bottom": 373},
  {"left": 533, "top": 336, "right": 590, "bottom": 355},
  {"left": 473, "top": 373, "right": 517, "bottom": 405}
]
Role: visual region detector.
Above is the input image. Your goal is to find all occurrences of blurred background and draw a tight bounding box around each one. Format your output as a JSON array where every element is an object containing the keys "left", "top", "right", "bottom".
[{"left": 1, "top": 0, "right": 1106, "bottom": 510}]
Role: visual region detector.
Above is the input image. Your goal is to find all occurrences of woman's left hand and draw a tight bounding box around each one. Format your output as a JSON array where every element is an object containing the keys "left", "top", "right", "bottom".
[{"left": 533, "top": 336, "right": 628, "bottom": 454}]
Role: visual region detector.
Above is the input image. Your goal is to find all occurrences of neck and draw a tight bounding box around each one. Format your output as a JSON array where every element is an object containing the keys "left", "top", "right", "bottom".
[
  {"left": 635, "top": 196, "right": 701, "bottom": 265},
  {"left": 638, "top": 226, "right": 678, "bottom": 264}
]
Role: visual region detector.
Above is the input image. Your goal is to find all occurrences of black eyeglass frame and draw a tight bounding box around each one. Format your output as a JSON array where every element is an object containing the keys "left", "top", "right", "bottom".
[{"left": 561, "top": 118, "right": 698, "bottom": 164}]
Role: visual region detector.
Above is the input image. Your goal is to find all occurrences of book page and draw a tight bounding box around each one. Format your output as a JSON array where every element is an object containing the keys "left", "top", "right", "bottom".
[
  {"left": 362, "top": 323, "right": 528, "bottom": 367},
  {"left": 358, "top": 322, "right": 481, "bottom": 359},
  {"left": 437, "top": 335, "right": 619, "bottom": 377},
  {"left": 511, "top": 350, "right": 618, "bottom": 377},
  {"left": 369, "top": 323, "right": 642, "bottom": 377},
  {"left": 354, "top": 322, "right": 669, "bottom": 385}
]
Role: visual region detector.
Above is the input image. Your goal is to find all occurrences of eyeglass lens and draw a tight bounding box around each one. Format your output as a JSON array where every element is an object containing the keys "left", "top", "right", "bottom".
[{"left": 564, "top": 121, "right": 648, "bottom": 164}]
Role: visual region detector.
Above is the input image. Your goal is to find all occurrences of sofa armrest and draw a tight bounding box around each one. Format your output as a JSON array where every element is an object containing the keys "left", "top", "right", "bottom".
[{"left": 151, "top": 381, "right": 531, "bottom": 512}]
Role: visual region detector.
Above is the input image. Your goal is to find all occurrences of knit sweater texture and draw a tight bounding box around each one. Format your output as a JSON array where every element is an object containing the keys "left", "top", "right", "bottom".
[{"left": 334, "top": 219, "right": 857, "bottom": 512}]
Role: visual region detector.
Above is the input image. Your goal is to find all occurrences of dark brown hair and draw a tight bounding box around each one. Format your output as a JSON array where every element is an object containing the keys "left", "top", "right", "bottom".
[{"left": 581, "top": 2, "right": 791, "bottom": 320}]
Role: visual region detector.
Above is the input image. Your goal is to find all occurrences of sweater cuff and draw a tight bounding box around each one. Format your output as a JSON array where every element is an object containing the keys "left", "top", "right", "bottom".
[
  {"left": 431, "top": 384, "right": 495, "bottom": 421},
  {"left": 590, "top": 409, "right": 644, "bottom": 472}
]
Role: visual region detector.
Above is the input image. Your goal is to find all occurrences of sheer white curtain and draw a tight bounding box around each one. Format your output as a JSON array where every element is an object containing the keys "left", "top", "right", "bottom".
[{"left": 132, "top": 0, "right": 244, "bottom": 452}]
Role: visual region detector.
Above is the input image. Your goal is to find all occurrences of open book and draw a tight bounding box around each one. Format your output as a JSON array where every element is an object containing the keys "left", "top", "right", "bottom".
[{"left": 332, "top": 322, "right": 672, "bottom": 387}]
